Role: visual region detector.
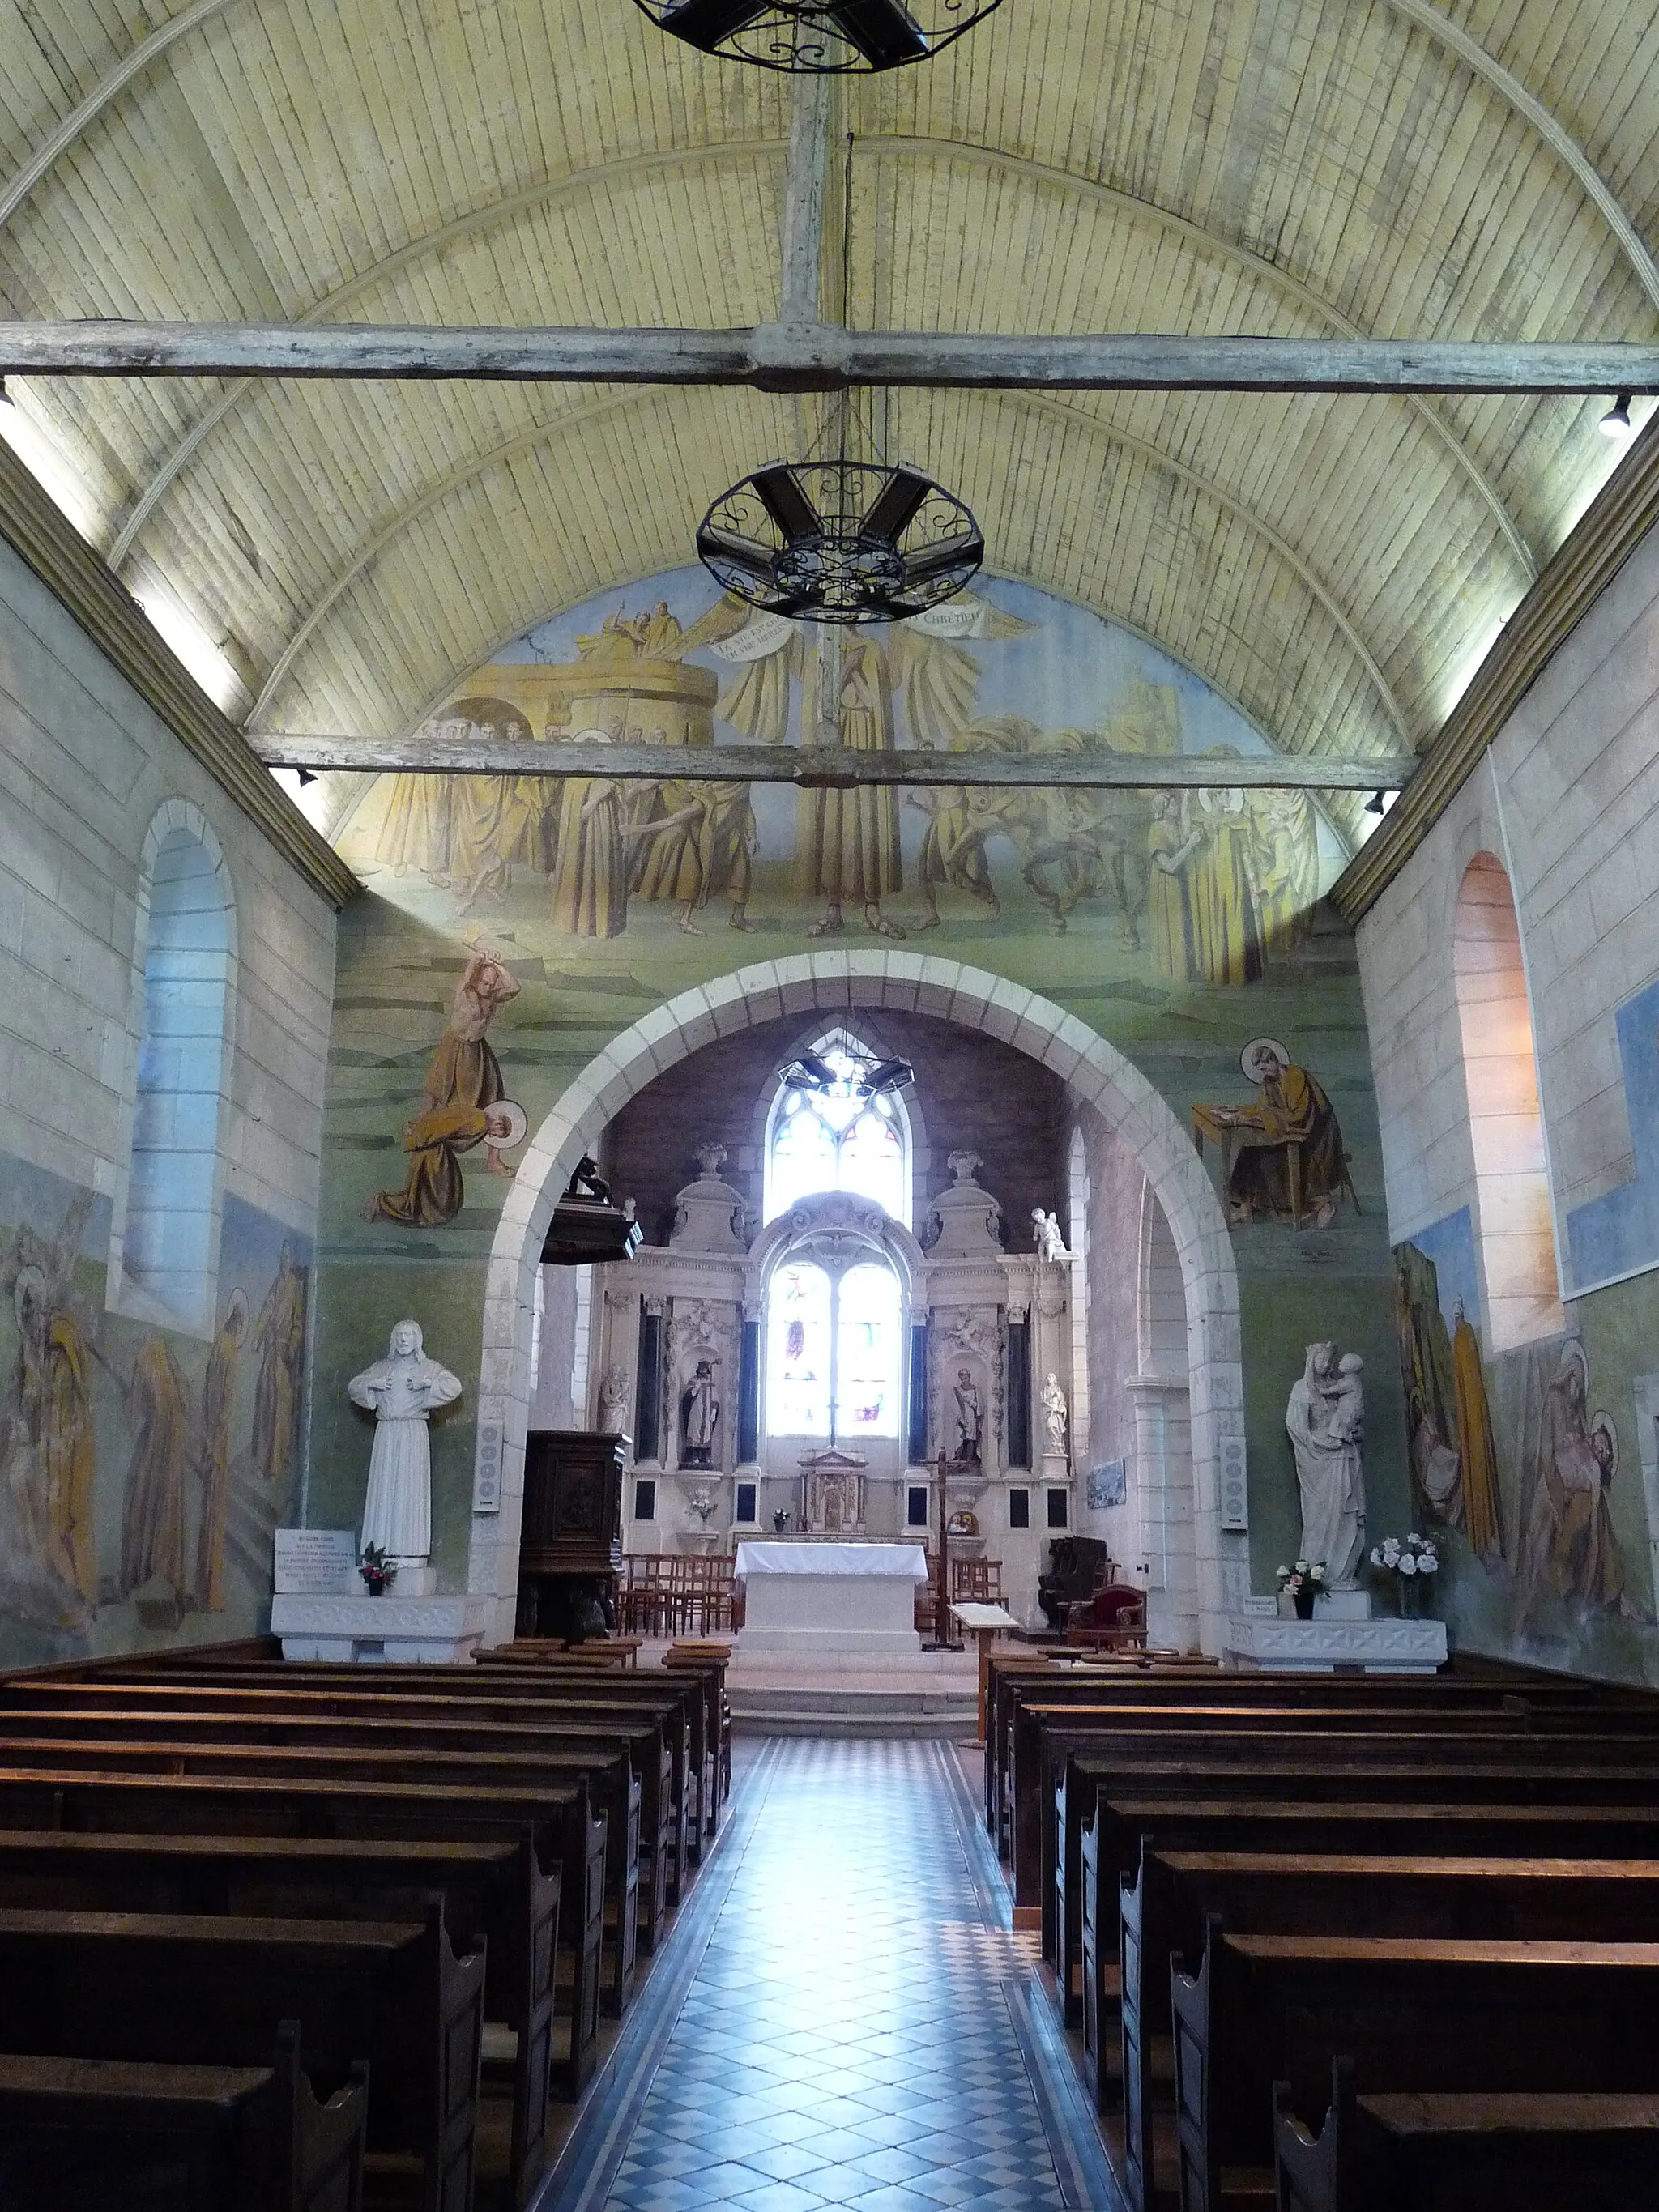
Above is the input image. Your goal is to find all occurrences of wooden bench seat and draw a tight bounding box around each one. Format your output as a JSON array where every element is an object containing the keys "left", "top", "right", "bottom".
[
  {"left": 0, "top": 1728, "right": 641, "bottom": 2022},
  {"left": 14, "top": 1670, "right": 699, "bottom": 1909},
  {"left": 0, "top": 1826, "right": 557, "bottom": 2209},
  {"left": 0, "top": 1902, "right": 483, "bottom": 2212},
  {"left": 0, "top": 1762, "right": 606, "bottom": 2099},
  {"left": 1275, "top": 2062, "right": 1659, "bottom": 2212},
  {"left": 1172, "top": 1926, "right": 1659, "bottom": 2212},
  {"left": 0, "top": 2025, "right": 368, "bottom": 2212},
  {"left": 1117, "top": 1849, "right": 1659, "bottom": 2212}
]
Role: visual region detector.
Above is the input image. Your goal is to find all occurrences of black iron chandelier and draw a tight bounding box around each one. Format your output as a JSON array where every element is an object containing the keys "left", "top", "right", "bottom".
[
  {"left": 696, "top": 458, "right": 983, "bottom": 624},
  {"left": 634, "top": 0, "right": 1002, "bottom": 73}
]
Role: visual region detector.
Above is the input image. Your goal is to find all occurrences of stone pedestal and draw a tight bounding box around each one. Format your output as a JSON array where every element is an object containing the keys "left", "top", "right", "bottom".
[
  {"left": 1223, "top": 1614, "right": 1446, "bottom": 1674},
  {"left": 1312, "top": 1588, "right": 1370, "bottom": 1620},
  {"left": 271, "top": 1592, "right": 489, "bottom": 1664}
]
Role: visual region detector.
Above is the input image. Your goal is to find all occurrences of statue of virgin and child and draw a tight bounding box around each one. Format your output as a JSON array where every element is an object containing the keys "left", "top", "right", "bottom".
[{"left": 1285, "top": 1341, "right": 1367, "bottom": 1589}]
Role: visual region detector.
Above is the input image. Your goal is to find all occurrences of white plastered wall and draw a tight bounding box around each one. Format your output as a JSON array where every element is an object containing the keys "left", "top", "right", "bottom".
[{"left": 468, "top": 953, "right": 1244, "bottom": 1654}]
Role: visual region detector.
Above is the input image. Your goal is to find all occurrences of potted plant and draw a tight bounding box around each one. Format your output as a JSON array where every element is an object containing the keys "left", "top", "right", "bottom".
[
  {"left": 1276, "top": 1559, "right": 1326, "bottom": 1619},
  {"left": 1368, "top": 1532, "right": 1439, "bottom": 1614},
  {"left": 359, "top": 1542, "right": 397, "bottom": 1597}
]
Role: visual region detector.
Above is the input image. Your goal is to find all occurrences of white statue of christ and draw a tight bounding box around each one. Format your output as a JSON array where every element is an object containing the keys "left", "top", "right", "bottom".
[{"left": 349, "top": 1319, "right": 463, "bottom": 1579}]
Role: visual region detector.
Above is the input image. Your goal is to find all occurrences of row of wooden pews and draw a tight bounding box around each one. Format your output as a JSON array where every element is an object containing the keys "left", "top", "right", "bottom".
[
  {"left": 0, "top": 1639, "right": 731, "bottom": 2212},
  {"left": 988, "top": 1645, "right": 1659, "bottom": 2211}
]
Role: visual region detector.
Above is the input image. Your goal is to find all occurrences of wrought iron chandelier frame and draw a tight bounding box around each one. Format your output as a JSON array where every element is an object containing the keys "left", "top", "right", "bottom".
[{"left": 633, "top": 0, "right": 1003, "bottom": 74}]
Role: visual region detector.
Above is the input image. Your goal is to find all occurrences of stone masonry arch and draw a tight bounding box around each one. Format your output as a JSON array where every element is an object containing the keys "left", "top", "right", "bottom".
[{"left": 467, "top": 952, "right": 1245, "bottom": 1652}]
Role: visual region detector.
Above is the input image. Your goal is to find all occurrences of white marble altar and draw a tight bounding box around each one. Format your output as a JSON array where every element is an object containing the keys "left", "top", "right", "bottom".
[{"left": 734, "top": 1539, "right": 929, "bottom": 1658}]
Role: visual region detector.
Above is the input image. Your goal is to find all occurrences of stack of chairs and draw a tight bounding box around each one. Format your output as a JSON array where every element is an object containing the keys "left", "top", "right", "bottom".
[
  {"left": 987, "top": 1643, "right": 1659, "bottom": 2212},
  {"left": 619, "top": 1553, "right": 736, "bottom": 1638},
  {"left": 0, "top": 1636, "right": 732, "bottom": 2210}
]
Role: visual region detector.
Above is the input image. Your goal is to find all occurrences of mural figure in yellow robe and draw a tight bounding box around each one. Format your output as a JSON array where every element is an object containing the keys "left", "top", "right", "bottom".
[
  {"left": 43, "top": 1309, "right": 96, "bottom": 1605},
  {"left": 1451, "top": 1296, "right": 1503, "bottom": 1561},
  {"left": 1146, "top": 792, "right": 1200, "bottom": 979},
  {"left": 632, "top": 776, "right": 758, "bottom": 933},
  {"left": 1192, "top": 1038, "right": 1346, "bottom": 1227},
  {"left": 1248, "top": 786, "right": 1320, "bottom": 966},
  {"left": 1188, "top": 764, "right": 1263, "bottom": 983},
  {"left": 2, "top": 1187, "right": 98, "bottom": 1606},
  {"left": 194, "top": 1288, "right": 246, "bottom": 1611},
  {"left": 1515, "top": 1343, "right": 1645, "bottom": 1626},
  {"left": 252, "top": 1236, "right": 308, "bottom": 1487},
  {"left": 548, "top": 735, "right": 629, "bottom": 938},
  {"left": 798, "top": 638, "right": 906, "bottom": 940},
  {"left": 118, "top": 1336, "right": 191, "bottom": 1608},
  {"left": 368, "top": 952, "right": 522, "bottom": 1225}
]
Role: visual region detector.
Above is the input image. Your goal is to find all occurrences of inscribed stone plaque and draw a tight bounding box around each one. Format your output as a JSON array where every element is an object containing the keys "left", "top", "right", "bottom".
[{"left": 273, "top": 1528, "right": 360, "bottom": 1594}]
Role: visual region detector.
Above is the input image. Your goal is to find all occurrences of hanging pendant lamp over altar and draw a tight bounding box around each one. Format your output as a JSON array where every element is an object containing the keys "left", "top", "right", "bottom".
[
  {"left": 696, "top": 459, "right": 984, "bottom": 624},
  {"left": 634, "top": 0, "right": 1003, "bottom": 72}
]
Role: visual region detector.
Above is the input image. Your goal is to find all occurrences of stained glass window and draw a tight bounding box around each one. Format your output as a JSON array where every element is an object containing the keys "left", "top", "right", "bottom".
[
  {"left": 763, "top": 1038, "right": 910, "bottom": 1225},
  {"left": 764, "top": 1254, "right": 902, "bottom": 1442},
  {"left": 766, "top": 1260, "right": 832, "bottom": 1437}
]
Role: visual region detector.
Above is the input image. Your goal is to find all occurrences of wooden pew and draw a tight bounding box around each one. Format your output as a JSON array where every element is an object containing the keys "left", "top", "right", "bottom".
[
  {"left": 108, "top": 1656, "right": 720, "bottom": 1877},
  {"left": 0, "top": 1728, "right": 642, "bottom": 2021},
  {"left": 1273, "top": 2061, "right": 1659, "bottom": 2212},
  {"left": 1118, "top": 1850, "right": 1659, "bottom": 2212},
  {"left": 1051, "top": 1729, "right": 1659, "bottom": 2014},
  {"left": 0, "top": 2024, "right": 369, "bottom": 2212},
  {"left": 0, "top": 1763, "right": 606, "bottom": 2099},
  {"left": 0, "top": 1826, "right": 557, "bottom": 2209},
  {"left": 15, "top": 1667, "right": 697, "bottom": 1912},
  {"left": 0, "top": 1902, "right": 484, "bottom": 2212},
  {"left": 1171, "top": 1923, "right": 1659, "bottom": 2212},
  {"left": 2, "top": 1694, "right": 671, "bottom": 1963}
]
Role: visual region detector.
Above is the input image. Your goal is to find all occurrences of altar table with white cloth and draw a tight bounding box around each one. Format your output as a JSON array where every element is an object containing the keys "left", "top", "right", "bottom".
[{"left": 733, "top": 1540, "right": 930, "bottom": 1658}]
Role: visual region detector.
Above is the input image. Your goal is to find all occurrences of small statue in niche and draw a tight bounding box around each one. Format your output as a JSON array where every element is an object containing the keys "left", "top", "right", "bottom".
[
  {"left": 1041, "top": 1372, "right": 1069, "bottom": 1461},
  {"left": 1032, "top": 1208, "right": 1068, "bottom": 1263},
  {"left": 348, "top": 1320, "right": 463, "bottom": 1577},
  {"left": 680, "top": 1358, "right": 721, "bottom": 1470},
  {"left": 953, "top": 1366, "right": 983, "bottom": 1467},
  {"left": 599, "top": 1365, "right": 629, "bottom": 1435}
]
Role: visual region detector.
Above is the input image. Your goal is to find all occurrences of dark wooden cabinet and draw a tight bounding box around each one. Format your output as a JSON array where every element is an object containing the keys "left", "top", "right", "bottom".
[{"left": 515, "top": 1430, "right": 628, "bottom": 1639}]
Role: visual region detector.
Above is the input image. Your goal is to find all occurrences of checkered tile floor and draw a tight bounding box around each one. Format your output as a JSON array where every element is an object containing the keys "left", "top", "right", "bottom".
[{"left": 602, "top": 1739, "right": 1077, "bottom": 2212}]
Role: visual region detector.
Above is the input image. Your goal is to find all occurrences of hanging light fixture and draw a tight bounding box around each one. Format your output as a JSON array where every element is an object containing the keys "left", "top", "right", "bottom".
[
  {"left": 634, "top": 0, "right": 1002, "bottom": 73},
  {"left": 1599, "top": 393, "right": 1636, "bottom": 441},
  {"left": 697, "top": 457, "right": 982, "bottom": 622}
]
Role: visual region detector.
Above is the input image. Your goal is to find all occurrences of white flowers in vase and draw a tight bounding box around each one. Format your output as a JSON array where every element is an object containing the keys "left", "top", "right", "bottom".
[{"left": 1368, "top": 1531, "right": 1438, "bottom": 1611}]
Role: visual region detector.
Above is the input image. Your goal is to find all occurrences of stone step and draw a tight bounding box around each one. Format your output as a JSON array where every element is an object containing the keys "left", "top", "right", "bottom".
[{"left": 729, "top": 1685, "right": 978, "bottom": 1738}]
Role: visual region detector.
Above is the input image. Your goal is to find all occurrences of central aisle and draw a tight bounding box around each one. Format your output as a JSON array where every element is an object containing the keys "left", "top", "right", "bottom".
[{"left": 544, "top": 1737, "right": 1118, "bottom": 2212}]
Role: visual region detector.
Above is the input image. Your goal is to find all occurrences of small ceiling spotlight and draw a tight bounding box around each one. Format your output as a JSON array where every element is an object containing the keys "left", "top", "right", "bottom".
[
  {"left": 783, "top": 1051, "right": 842, "bottom": 1091},
  {"left": 858, "top": 1056, "right": 915, "bottom": 1097},
  {"left": 295, "top": 768, "right": 317, "bottom": 787},
  {"left": 1365, "top": 791, "right": 1388, "bottom": 816},
  {"left": 635, "top": 0, "right": 1003, "bottom": 73},
  {"left": 1599, "top": 393, "right": 1635, "bottom": 441}
]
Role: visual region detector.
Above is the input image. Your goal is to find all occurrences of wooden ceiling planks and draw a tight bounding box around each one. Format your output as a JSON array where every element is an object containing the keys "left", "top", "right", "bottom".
[{"left": 0, "top": 0, "right": 1653, "bottom": 791}]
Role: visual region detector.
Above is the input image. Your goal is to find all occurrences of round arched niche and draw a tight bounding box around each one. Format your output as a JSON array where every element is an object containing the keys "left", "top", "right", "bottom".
[{"left": 468, "top": 952, "right": 1243, "bottom": 1653}]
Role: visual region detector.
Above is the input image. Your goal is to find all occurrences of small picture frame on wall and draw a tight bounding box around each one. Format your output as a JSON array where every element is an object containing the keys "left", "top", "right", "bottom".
[{"left": 1086, "top": 1459, "right": 1127, "bottom": 1510}]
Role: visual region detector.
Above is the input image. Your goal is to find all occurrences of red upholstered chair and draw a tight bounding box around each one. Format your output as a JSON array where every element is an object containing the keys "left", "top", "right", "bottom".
[{"left": 1064, "top": 1583, "right": 1148, "bottom": 1652}]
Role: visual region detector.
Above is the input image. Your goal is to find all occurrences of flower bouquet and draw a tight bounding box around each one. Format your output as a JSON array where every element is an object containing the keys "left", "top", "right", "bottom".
[
  {"left": 1276, "top": 1559, "right": 1326, "bottom": 1619},
  {"left": 1369, "top": 1532, "right": 1438, "bottom": 1613},
  {"left": 359, "top": 1541, "right": 397, "bottom": 1597}
]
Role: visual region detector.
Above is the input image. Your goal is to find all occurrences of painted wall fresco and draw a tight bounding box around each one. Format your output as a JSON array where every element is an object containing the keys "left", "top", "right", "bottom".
[
  {"left": 1566, "top": 974, "right": 1659, "bottom": 1296},
  {"left": 0, "top": 1149, "right": 310, "bottom": 1667},
  {"left": 312, "top": 568, "right": 1407, "bottom": 1597},
  {"left": 1394, "top": 1205, "right": 1659, "bottom": 1684}
]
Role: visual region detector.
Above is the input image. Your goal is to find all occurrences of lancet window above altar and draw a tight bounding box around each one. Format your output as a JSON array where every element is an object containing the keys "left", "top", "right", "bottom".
[
  {"left": 765, "top": 1255, "right": 902, "bottom": 1443},
  {"left": 764, "top": 1035, "right": 911, "bottom": 1227}
]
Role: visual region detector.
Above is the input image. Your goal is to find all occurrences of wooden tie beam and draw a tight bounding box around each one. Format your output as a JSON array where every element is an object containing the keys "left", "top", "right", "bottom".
[
  {"left": 0, "top": 321, "right": 1657, "bottom": 393},
  {"left": 250, "top": 733, "right": 1417, "bottom": 789}
]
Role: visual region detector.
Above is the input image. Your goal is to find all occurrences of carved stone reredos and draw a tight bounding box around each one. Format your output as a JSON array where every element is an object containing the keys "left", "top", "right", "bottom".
[{"left": 667, "top": 1140, "right": 749, "bottom": 1255}]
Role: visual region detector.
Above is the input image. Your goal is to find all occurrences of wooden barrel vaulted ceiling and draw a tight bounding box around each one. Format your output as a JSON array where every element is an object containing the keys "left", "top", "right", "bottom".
[{"left": 0, "top": 0, "right": 1656, "bottom": 850}]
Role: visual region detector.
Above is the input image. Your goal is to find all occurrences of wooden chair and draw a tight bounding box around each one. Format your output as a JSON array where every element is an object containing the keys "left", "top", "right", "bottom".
[{"left": 952, "top": 1558, "right": 1004, "bottom": 1605}]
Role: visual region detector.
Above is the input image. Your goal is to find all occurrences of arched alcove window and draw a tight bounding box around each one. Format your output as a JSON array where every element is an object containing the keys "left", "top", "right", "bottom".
[
  {"left": 763, "top": 1031, "right": 911, "bottom": 1225},
  {"left": 765, "top": 1251, "right": 903, "bottom": 1443},
  {"left": 1453, "top": 852, "right": 1564, "bottom": 1349},
  {"left": 118, "top": 821, "right": 234, "bottom": 1329}
]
